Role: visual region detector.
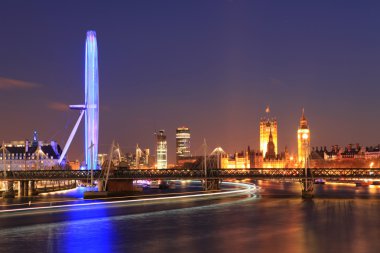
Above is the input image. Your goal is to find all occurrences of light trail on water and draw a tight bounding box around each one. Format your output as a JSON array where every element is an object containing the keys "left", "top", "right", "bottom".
[{"left": 0, "top": 182, "right": 256, "bottom": 214}]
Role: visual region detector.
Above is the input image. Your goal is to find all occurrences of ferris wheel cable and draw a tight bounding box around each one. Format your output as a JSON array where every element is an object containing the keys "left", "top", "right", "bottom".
[{"left": 47, "top": 110, "right": 77, "bottom": 143}]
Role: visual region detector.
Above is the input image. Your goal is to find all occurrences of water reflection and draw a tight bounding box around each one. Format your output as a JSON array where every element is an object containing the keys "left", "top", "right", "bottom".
[
  {"left": 59, "top": 206, "right": 114, "bottom": 253},
  {"left": 1, "top": 182, "right": 380, "bottom": 253}
]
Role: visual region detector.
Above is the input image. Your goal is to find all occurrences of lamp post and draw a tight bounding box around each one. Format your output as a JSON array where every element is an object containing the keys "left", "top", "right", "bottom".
[
  {"left": 203, "top": 139, "right": 207, "bottom": 191},
  {"left": 1, "top": 142, "right": 6, "bottom": 177},
  {"left": 1, "top": 143, "right": 6, "bottom": 192}
]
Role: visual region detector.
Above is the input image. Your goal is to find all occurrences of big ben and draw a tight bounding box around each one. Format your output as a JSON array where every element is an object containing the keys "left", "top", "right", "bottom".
[{"left": 297, "top": 109, "right": 310, "bottom": 166}]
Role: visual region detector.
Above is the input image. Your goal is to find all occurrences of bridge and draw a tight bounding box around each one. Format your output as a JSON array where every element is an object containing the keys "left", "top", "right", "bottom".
[
  {"left": 2, "top": 168, "right": 380, "bottom": 198},
  {"left": 1, "top": 168, "right": 380, "bottom": 180}
]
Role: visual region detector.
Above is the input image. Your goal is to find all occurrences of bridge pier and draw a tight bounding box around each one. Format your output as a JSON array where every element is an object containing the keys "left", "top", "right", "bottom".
[
  {"left": 301, "top": 168, "right": 314, "bottom": 198},
  {"left": 203, "top": 179, "right": 220, "bottom": 191},
  {"left": 18, "top": 181, "right": 25, "bottom": 197},
  {"left": 301, "top": 178, "right": 314, "bottom": 198},
  {"left": 2, "top": 181, "right": 15, "bottom": 198},
  {"left": 97, "top": 179, "right": 104, "bottom": 191},
  {"left": 107, "top": 179, "right": 134, "bottom": 193},
  {"left": 28, "top": 180, "right": 36, "bottom": 196},
  {"left": 24, "top": 181, "right": 29, "bottom": 196}
]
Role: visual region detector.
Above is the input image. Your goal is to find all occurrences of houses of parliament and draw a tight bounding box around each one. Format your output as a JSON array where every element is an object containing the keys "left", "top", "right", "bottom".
[
  {"left": 220, "top": 106, "right": 380, "bottom": 169},
  {"left": 220, "top": 106, "right": 310, "bottom": 169}
]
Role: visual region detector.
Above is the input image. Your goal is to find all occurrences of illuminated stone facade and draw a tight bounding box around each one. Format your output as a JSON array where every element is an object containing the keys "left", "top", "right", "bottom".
[
  {"left": 297, "top": 109, "right": 310, "bottom": 167},
  {"left": 221, "top": 151, "right": 250, "bottom": 169},
  {"left": 260, "top": 108, "right": 277, "bottom": 156},
  {"left": 0, "top": 133, "right": 62, "bottom": 171},
  {"left": 263, "top": 158, "right": 289, "bottom": 168},
  {"left": 310, "top": 144, "right": 380, "bottom": 168},
  {"left": 265, "top": 129, "right": 276, "bottom": 159},
  {"left": 252, "top": 148, "right": 294, "bottom": 168}
]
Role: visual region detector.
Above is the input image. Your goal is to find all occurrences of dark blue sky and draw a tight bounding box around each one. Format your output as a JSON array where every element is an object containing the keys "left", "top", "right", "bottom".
[{"left": 1, "top": 0, "right": 379, "bottom": 163}]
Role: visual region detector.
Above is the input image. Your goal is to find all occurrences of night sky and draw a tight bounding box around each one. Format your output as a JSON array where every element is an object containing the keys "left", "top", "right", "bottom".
[{"left": 1, "top": 1, "right": 380, "bottom": 163}]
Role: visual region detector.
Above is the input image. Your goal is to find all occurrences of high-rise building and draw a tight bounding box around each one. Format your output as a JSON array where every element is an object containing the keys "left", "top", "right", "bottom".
[
  {"left": 297, "top": 109, "right": 310, "bottom": 166},
  {"left": 136, "top": 144, "right": 142, "bottom": 169},
  {"left": 260, "top": 106, "right": 278, "bottom": 156},
  {"left": 136, "top": 144, "right": 150, "bottom": 169},
  {"left": 156, "top": 130, "right": 167, "bottom": 169},
  {"left": 176, "top": 127, "right": 191, "bottom": 163}
]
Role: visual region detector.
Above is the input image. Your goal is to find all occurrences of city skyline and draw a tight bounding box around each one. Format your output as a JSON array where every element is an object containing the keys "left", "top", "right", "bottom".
[
  {"left": 1, "top": 1, "right": 380, "bottom": 163},
  {"left": 2, "top": 3, "right": 380, "bottom": 252}
]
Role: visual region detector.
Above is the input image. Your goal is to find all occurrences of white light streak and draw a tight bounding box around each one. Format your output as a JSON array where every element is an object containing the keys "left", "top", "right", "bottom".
[{"left": 0, "top": 182, "right": 255, "bottom": 214}]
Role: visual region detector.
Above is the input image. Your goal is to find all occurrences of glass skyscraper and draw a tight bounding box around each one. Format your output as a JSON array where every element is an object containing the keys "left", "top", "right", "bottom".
[
  {"left": 156, "top": 130, "right": 167, "bottom": 169},
  {"left": 176, "top": 127, "right": 191, "bottom": 164}
]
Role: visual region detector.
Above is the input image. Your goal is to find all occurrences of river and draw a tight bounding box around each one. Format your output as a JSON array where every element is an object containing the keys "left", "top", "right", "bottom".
[{"left": 1, "top": 180, "right": 380, "bottom": 253}]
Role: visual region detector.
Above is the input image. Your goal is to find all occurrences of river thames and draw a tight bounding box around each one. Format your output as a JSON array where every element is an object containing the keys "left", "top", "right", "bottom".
[{"left": 1, "top": 181, "right": 380, "bottom": 253}]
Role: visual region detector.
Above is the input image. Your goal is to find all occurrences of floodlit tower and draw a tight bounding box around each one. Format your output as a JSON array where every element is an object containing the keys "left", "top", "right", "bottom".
[
  {"left": 156, "top": 130, "right": 167, "bottom": 169},
  {"left": 176, "top": 127, "right": 191, "bottom": 163},
  {"left": 265, "top": 128, "right": 276, "bottom": 160},
  {"left": 297, "top": 109, "right": 310, "bottom": 166},
  {"left": 260, "top": 106, "right": 278, "bottom": 156}
]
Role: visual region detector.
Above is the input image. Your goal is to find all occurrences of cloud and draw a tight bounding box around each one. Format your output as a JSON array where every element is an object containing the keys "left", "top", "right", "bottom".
[
  {"left": 48, "top": 102, "right": 69, "bottom": 112},
  {"left": 0, "top": 77, "right": 41, "bottom": 90}
]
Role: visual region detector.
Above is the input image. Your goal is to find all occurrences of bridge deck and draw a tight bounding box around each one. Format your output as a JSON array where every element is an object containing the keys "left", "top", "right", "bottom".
[{"left": 1, "top": 168, "right": 380, "bottom": 181}]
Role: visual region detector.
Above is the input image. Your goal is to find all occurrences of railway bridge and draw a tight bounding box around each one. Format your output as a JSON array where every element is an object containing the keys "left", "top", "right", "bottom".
[{"left": 1, "top": 168, "right": 379, "bottom": 198}]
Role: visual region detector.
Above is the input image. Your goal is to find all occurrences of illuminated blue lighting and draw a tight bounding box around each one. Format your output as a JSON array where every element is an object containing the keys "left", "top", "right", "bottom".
[
  {"left": 84, "top": 31, "right": 99, "bottom": 171},
  {"left": 62, "top": 203, "right": 113, "bottom": 253},
  {"left": 0, "top": 182, "right": 256, "bottom": 214},
  {"left": 56, "top": 31, "right": 100, "bottom": 168}
]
